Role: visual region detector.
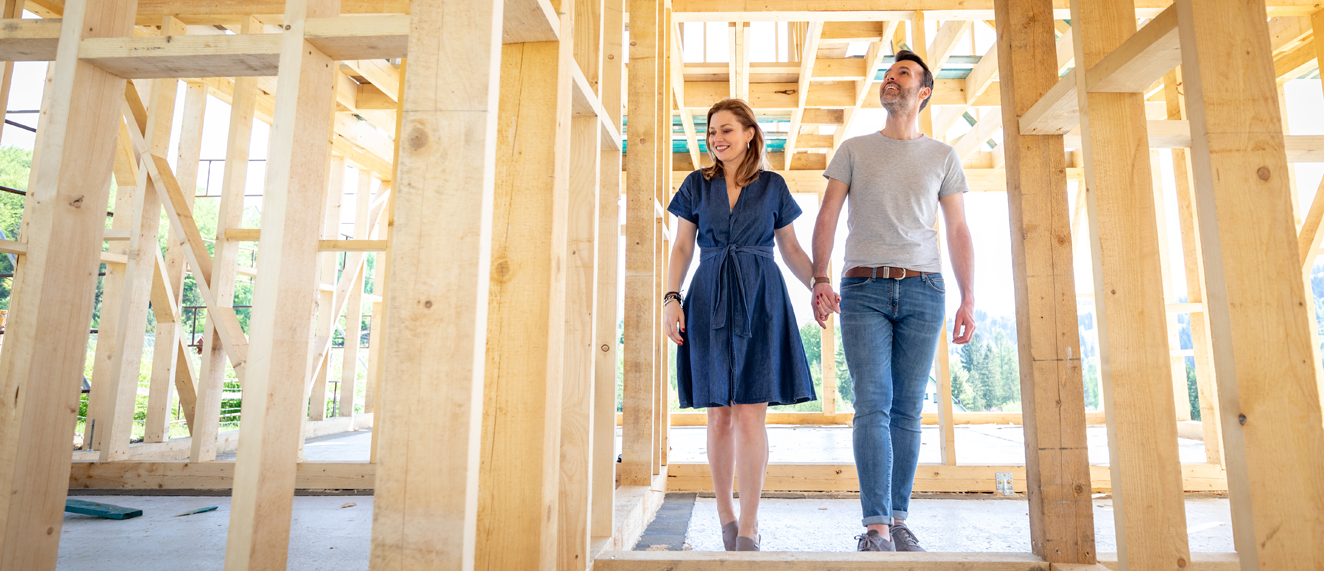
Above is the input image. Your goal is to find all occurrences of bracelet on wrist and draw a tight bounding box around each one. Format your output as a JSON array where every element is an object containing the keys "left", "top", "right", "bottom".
[{"left": 812, "top": 276, "right": 831, "bottom": 285}]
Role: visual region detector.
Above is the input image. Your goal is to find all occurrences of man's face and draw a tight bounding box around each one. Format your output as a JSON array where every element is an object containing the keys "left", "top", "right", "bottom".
[{"left": 879, "top": 60, "right": 929, "bottom": 113}]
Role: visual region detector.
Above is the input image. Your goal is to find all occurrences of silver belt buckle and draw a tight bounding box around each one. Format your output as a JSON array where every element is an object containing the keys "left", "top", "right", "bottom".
[{"left": 886, "top": 266, "right": 904, "bottom": 280}]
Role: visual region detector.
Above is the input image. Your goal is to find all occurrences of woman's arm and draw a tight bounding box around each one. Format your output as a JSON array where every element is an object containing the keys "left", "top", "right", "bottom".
[
  {"left": 775, "top": 223, "right": 814, "bottom": 291},
  {"left": 663, "top": 217, "right": 699, "bottom": 344}
]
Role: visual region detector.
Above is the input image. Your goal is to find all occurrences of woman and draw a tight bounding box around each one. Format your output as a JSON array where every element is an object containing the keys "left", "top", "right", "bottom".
[{"left": 663, "top": 98, "right": 816, "bottom": 552}]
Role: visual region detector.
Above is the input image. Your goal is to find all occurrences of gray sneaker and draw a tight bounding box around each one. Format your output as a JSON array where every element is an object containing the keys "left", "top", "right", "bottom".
[
  {"left": 890, "top": 521, "right": 926, "bottom": 552},
  {"left": 855, "top": 530, "right": 896, "bottom": 552}
]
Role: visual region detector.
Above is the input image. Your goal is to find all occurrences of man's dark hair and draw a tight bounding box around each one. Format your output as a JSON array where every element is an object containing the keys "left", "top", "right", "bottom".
[{"left": 890, "top": 49, "right": 934, "bottom": 112}]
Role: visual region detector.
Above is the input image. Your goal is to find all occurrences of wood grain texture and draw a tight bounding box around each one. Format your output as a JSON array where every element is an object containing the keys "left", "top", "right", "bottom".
[
  {"left": 474, "top": 18, "right": 574, "bottom": 570},
  {"left": 1072, "top": 0, "right": 1191, "bottom": 567},
  {"left": 1175, "top": 0, "right": 1324, "bottom": 567},
  {"left": 222, "top": 0, "right": 338, "bottom": 566},
  {"left": 995, "top": 0, "right": 1095, "bottom": 563},
  {"left": 0, "top": 0, "right": 135, "bottom": 566}
]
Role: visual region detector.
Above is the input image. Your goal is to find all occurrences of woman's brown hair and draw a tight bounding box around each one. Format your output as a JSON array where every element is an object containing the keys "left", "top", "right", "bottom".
[{"left": 700, "top": 98, "right": 768, "bottom": 188}]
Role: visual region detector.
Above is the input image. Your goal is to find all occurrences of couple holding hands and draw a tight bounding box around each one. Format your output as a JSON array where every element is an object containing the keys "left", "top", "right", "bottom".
[{"left": 662, "top": 50, "right": 976, "bottom": 552}]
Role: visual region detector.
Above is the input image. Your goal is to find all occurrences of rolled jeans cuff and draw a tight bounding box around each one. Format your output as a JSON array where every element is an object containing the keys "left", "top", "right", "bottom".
[
  {"left": 862, "top": 515, "right": 894, "bottom": 526},
  {"left": 891, "top": 509, "right": 909, "bottom": 522}
]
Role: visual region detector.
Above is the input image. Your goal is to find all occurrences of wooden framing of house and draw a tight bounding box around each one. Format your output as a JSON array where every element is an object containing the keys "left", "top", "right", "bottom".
[{"left": 0, "top": 0, "right": 1321, "bottom": 569}]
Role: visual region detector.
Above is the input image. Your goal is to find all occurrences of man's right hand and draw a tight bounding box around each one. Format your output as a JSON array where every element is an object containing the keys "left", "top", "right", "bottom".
[{"left": 813, "top": 281, "right": 840, "bottom": 328}]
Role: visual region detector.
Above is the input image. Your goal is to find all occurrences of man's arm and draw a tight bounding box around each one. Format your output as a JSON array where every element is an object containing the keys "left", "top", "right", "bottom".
[
  {"left": 811, "top": 177, "right": 849, "bottom": 327},
  {"left": 940, "top": 192, "right": 975, "bottom": 344}
]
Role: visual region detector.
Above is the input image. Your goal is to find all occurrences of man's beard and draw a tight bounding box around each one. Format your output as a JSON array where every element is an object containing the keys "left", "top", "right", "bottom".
[{"left": 880, "top": 83, "right": 915, "bottom": 114}]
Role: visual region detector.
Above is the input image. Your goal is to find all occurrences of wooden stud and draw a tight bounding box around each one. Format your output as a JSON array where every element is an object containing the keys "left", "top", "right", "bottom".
[
  {"left": 1072, "top": 0, "right": 1191, "bottom": 567},
  {"left": 911, "top": 11, "right": 934, "bottom": 137},
  {"left": 338, "top": 169, "right": 371, "bottom": 417},
  {"left": 0, "top": 0, "right": 136, "bottom": 565},
  {"left": 367, "top": 59, "right": 404, "bottom": 466},
  {"left": 222, "top": 0, "right": 339, "bottom": 565},
  {"left": 559, "top": 66, "right": 603, "bottom": 571},
  {"left": 994, "top": 0, "right": 1096, "bottom": 563},
  {"left": 592, "top": 0, "right": 624, "bottom": 540},
  {"left": 622, "top": 0, "right": 658, "bottom": 488},
  {"left": 309, "top": 157, "right": 345, "bottom": 422},
  {"left": 474, "top": 7, "right": 575, "bottom": 568},
  {"left": 1162, "top": 67, "right": 1222, "bottom": 465},
  {"left": 86, "top": 119, "right": 142, "bottom": 451},
  {"left": 1148, "top": 148, "right": 1191, "bottom": 421},
  {"left": 782, "top": 21, "right": 823, "bottom": 170},
  {"left": 145, "top": 76, "right": 206, "bottom": 443},
  {"left": 363, "top": 0, "right": 501, "bottom": 552},
  {"left": 1174, "top": 0, "right": 1324, "bottom": 567},
  {"left": 101, "top": 17, "right": 184, "bottom": 462},
  {"left": 192, "top": 15, "right": 260, "bottom": 463}
]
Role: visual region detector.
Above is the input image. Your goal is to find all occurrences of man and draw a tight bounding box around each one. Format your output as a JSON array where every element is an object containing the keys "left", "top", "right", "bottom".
[{"left": 811, "top": 50, "right": 976, "bottom": 552}]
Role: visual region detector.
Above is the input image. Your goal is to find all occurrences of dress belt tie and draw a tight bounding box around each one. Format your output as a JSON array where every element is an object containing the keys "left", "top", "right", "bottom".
[{"left": 701, "top": 245, "right": 774, "bottom": 338}]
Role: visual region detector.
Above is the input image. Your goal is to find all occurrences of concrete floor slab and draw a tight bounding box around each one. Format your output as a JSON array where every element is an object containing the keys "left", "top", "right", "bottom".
[
  {"left": 684, "top": 496, "right": 1235, "bottom": 553},
  {"left": 58, "top": 495, "right": 373, "bottom": 570}
]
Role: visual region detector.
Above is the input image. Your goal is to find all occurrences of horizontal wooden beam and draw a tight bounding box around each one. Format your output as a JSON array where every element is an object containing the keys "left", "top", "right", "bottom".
[
  {"left": 1020, "top": 69, "right": 1078, "bottom": 135},
  {"left": 682, "top": 78, "right": 997, "bottom": 111},
  {"left": 665, "top": 462, "right": 1229, "bottom": 493},
  {"left": 304, "top": 14, "right": 408, "bottom": 60},
  {"left": 668, "top": 0, "right": 1317, "bottom": 21},
  {"left": 1085, "top": 5, "right": 1181, "bottom": 93},
  {"left": 594, "top": 553, "right": 1238, "bottom": 571},
  {"left": 572, "top": 64, "right": 624, "bottom": 150},
  {"left": 69, "top": 461, "right": 374, "bottom": 490},
  {"left": 596, "top": 552, "right": 1051, "bottom": 570}
]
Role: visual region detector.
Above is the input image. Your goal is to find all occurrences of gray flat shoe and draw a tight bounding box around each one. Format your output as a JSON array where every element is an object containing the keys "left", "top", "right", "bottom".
[
  {"left": 721, "top": 521, "right": 738, "bottom": 551},
  {"left": 735, "top": 535, "right": 760, "bottom": 551}
]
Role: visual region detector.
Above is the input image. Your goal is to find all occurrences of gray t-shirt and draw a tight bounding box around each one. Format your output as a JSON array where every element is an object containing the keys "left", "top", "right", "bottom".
[{"left": 823, "top": 132, "right": 969, "bottom": 274}]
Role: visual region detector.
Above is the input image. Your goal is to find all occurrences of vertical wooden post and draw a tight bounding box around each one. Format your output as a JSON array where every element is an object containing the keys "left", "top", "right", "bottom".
[
  {"left": 1175, "top": 0, "right": 1324, "bottom": 568},
  {"left": 338, "top": 170, "right": 371, "bottom": 417},
  {"left": 146, "top": 77, "right": 207, "bottom": 443},
  {"left": 911, "top": 11, "right": 934, "bottom": 138},
  {"left": 0, "top": 0, "right": 136, "bottom": 565},
  {"left": 367, "top": 60, "right": 405, "bottom": 465},
  {"left": 86, "top": 123, "right": 141, "bottom": 450},
  {"left": 1165, "top": 66, "right": 1221, "bottom": 462},
  {"left": 559, "top": 0, "right": 604, "bottom": 566},
  {"left": 592, "top": 0, "right": 624, "bottom": 540},
  {"left": 1149, "top": 149, "right": 1191, "bottom": 422},
  {"left": 656, "top": 1, "right": 672, "bottom": 470},
  {"left": 309, "top": 157, "right": 345, "bottom": 421},
  {"left": 101, "top": 17, "right": 184, "bottom": 461},
  {"left": 223, "top": 0, "right": 339, "bottom": 565},
  {"left": 474, "top": 3, "right": 574, "bottom": 567},
  {"left": 193, "top": 15, "right": 260, "bottom": 463},
  {"left": 622, "top": 0, "right": 658, "bottom": 487},
  {"left": 994, "top": 0, "right": 1096, "bottom": 563},
  {"left": 368, "top": 4, "right": 502, "bottom": 570},
  {"left": 1071, "top": 0, "right": 1191, "bottom": 566},
  {"left": 0, "top": 0, "right": 24, "bottom": 145}
]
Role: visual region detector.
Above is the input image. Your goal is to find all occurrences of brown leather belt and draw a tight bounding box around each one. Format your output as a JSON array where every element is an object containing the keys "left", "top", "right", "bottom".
[{"left": 842, "top": 266, "right": 929, "bottom": 279}]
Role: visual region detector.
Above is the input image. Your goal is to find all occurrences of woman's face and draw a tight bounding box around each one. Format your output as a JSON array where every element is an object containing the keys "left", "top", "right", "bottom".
[{"left": 707, "top": 110, "right": 755, "bottom": 167}]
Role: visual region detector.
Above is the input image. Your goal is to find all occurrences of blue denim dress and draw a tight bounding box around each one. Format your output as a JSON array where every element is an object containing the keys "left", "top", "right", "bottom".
[{"left": 668, "top": 170, "right": 816, "bottom": 409}]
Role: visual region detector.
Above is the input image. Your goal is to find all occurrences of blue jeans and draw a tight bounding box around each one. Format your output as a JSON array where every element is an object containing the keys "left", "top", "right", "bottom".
[{"left": 840, "top": 273, "right": 946, "bottom": 526}]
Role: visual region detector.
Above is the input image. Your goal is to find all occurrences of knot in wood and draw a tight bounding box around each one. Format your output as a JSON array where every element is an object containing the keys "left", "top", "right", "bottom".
[
  {"left": 69, "top": 195, "right": 84, "bottom": 208},
  {"left": 601, "top": 344, "right": 610, "bottom": 352},
  {"left": 1238, "top": 414, "right": 1247, "bottom": 426},
  {"left": 1257, "top": 167, "right": 1270, "bottom": 181},
  {"left": 407, "top": 128, "right": 429, "bottom": 150},
  {"left": 1177, "top": 557, "right": 1187, "bottom": 568},
  {"left": 492, "top": 259, "right": 512, "bottom": 282},
  {"left": 424, "top": 300, "right": 433, "bottom": 309}
]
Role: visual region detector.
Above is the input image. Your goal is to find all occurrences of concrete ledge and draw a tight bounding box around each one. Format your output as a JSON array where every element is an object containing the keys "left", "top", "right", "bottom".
[{"left": 594, "top": 466, "right": 669, "bottom": 556}]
